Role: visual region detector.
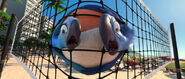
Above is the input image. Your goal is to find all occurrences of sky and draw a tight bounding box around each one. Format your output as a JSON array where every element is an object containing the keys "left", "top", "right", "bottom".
[
  {"left": 142, "top": 0, "right": 185, "bottom": 59},
  {"left": 43, "top": 0, "right": 185, "bottom": 59}
]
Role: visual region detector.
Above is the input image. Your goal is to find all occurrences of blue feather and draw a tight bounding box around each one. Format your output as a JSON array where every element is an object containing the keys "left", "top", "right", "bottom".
[{"left": 51, "top": 4, "right": 134, "bottom": 75}]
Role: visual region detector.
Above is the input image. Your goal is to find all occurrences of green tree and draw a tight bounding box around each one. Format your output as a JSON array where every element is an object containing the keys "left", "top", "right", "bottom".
[
  {"left": 23, "top": 37, "right": 41, "bottom": 48},
  {"left": 122, "top": 56, "right": 132, "bottom": 62},
  {"left": 0, "top": 0, "right": 22, "bottom": 22},
  {"left": 39, "top": 0, "right": 66, "bottom": 46},
  {"left": 0, "top": 10, "right": 11, "bottom": 32},
  {"left": 0, "top": 35, "right": 6, "bottom": 47},
  {"left": 40, "top": 26, "right": 52, "bottom": 42},
  {"left": 135, "top": 57, "right": 142, "bottom": 64},
  {"left": 41, "top": 0, "right": 66, "bottom": 12},
  {"left": 0, "top": 34, "right": 13, "bottom": 48},
  {"left": 0, "top": 0, "right": 22, "bottom": 11}
]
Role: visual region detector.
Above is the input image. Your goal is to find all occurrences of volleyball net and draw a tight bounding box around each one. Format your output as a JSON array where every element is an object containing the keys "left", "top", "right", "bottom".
[{"left": 9, "top": 0, "right": 171, "bottom": 79}]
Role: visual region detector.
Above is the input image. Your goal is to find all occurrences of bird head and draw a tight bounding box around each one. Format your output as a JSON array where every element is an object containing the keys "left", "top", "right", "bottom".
[
  {"left": 99, "top": 14, "right": 133, "bottom": 55},
  {"left": 52, "top": 17, "right": 81, "bottom": 49}
]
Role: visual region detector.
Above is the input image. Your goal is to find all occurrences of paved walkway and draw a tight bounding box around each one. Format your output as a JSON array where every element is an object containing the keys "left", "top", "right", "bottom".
[
  {"left": 1, "top": 56, "right": 31, "bottom": 79},
  {"left": 151, "top": 70, "right": 185, "bottom": 79},
  {"left": 1, "top": 55, "right": 183, "bottom": 79},
  {"left": 151, "top": 71, "right": 177, "bottom": 79}
]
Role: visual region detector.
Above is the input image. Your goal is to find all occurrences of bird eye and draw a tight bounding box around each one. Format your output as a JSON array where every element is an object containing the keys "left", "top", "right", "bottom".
[
  {"left": 60, "top": 25, "right": 68, "bottom": 35},
  {"left": 115, "top": 27, "right": 119, "bottom": 32},
  {"left": 114, "top": 22, "right": 120, "bottom": 32}
]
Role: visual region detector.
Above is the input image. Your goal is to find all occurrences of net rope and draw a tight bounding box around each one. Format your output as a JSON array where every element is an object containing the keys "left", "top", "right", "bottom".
[{"left": 9, "top": 0, "right": 171, "bottom": 79}]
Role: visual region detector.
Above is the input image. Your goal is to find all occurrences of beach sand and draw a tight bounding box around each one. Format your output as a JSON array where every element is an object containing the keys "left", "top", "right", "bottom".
[
  {"left": 151, "top": 71, "right": 177, "bottom": 79},
  {"left": 1, "top": 55, "right": 183, "bottom": 79},
  {"left": 1, "top": 56, "right": 31, "bottom": 79}
]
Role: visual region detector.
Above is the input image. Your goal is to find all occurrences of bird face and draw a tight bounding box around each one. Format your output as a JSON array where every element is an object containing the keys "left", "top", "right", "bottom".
[
  {"left": 58, "top": 17, "right": 81, "bottom": 49},
  {"left": 51, "top": 6, "right": 134, "bottom": 75},
  {"left": 99, "top": 14, "right": 127, "bottom": 55}
]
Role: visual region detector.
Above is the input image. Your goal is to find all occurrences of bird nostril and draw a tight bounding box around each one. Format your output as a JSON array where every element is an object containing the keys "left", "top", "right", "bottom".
[
  {"left": 67, "top": 35, "right": 79, "bottom": 49},
  {"left": 67, "top": 36, "right": 77, "bottom": 45},
  {"left": 108, "top": 40, "right": 118, "bottom": 51},
  {"left": 109, "top": 40, "right": 118, "bottom": 48}
]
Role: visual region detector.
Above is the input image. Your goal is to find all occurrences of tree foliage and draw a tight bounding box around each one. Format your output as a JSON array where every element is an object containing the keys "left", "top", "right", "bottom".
[
  {"left": 41, "top": 0, "right": 66, "bottom": 13},
  {"left": 0, "top": 34, "right": 13, "bottom": 48},
  {"left": 40, "top": 26, "right": 52, "bottom": 41},
  {"left": 10, "top": 0, "right": 23, "bottom": 4},
  {"left": 39, "top": 0, "right": 66, "bottom": 46},
  {"left": 0, "top": 0, "right": 22, "bottom": 29},
  {"left": 21, "top": 0, "right": 67, "bottom": 48},
  {"left": 0, "top": 10, "right": 11, "bottom": 32},
  {"left": 165, "top": 61, "right": 185, "bottom": 70},
  {"left": 0, "top": 35, "right": 6, "bottom": 46},
  {"left": 23, "top": 37, "right": 41, "bottom": 48},
  {"left": 122, "top": 56, "right": 132, "bottom": 62}
]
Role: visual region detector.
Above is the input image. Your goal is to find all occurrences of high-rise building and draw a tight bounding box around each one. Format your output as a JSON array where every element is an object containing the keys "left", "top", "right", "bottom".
[
  {"left": 5, "top": 0, "right": 43, "bottom": 42},
  {"left": 40, "top": 16, "right": 54, "bottom": 36}
]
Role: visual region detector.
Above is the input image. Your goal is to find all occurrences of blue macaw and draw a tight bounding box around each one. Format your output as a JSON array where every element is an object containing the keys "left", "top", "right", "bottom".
[{"left": 51, "top": 5, "right": 134, "bottom": 75}]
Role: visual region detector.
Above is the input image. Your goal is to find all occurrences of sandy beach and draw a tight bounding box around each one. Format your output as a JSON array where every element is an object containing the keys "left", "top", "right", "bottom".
[
  {"left": 1, "top": 56, "right": 32, "bottom": 79},
  {"left": 1, "top": 55, "right": 183, "bottom": 79}
]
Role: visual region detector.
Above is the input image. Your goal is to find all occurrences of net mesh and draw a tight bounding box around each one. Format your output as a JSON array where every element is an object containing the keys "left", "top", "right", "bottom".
[{"left": 10, "top": 0, "right": 171, "bottom": 79}]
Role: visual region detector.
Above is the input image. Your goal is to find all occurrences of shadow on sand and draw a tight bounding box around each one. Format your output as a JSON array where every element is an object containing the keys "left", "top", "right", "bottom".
[
  {"left": 64, "top": 68, "right": 80, "bottom": 73},
  {"left": 5, "top": 63, "right": 19, "bottom": 66},
  {"left": 41, "top": 62, "right": 80, "bottom": 73},
  {"left": 165, "top": 74, "right": 177, "bottom": 79}
]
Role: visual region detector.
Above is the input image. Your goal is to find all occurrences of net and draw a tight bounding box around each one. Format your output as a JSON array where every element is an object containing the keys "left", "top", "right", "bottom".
[{"left": 10, "top": 0, "right": 171, "bottom": 79}]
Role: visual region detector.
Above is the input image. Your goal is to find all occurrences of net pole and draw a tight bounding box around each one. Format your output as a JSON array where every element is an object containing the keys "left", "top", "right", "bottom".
[
  {"left": 170, "top": 23, "right": 181, "bottom": 79},
  {"left": 9, "top": 16, "right": 19, "bottom": 54}
]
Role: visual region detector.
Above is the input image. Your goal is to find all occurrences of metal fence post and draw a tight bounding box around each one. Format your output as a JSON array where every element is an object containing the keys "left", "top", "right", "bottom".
[
  {"left": 170, "top": 23, "right": 181, "bottom": 79},
  {"left": 0, "top": 14, "right": 15, "bottom": 78}
]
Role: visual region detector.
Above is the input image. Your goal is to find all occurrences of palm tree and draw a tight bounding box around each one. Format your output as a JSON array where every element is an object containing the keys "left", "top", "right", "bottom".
[
  {"left": 1, "top": 0, "right": 7, "bottom": 12},
  {"left": 0, "top": 0, "right": 22, "bottom": 22},
  {"left": 0, "top": 0, "right": 8, "bottom": 23},
  {"left": 39, "top": 26, "right": 52, "bottom": 46},
  {"left": 41, "top": 0, "right": 66, "bottom": 13},
  {"left": 0, "top": 0, "right": 22, "bottom": 11},
  {"left": 0, "top": 10, "right": 10, "bottom": 32},
  {"left": 40, "top": 0, "right": 66, "bottom": 46}
]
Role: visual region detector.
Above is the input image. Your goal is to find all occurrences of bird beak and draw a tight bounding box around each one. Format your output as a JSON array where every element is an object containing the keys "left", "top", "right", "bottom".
[
  {"left": 66, "top": 19, "right": 81, "bottom": 49},
  {"left": 99, "top": 14, "right": 118, "bottom": 55}
]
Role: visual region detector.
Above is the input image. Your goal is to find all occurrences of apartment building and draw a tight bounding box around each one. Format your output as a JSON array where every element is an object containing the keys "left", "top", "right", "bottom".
[
  {"left": 40, "top": 16, "right": 54, "bottom": 35},
  {"left": 5, "top": 0, "right": 43, "bottom": 42}
]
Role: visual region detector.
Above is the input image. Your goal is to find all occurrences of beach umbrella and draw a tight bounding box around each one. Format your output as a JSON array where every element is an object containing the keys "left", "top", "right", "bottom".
[
  {"left": 169, "top": 69, "right": 173, "bottom": 72},
  {"left": 180, "top": 59, "right": 185, "bottom": 61}
]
